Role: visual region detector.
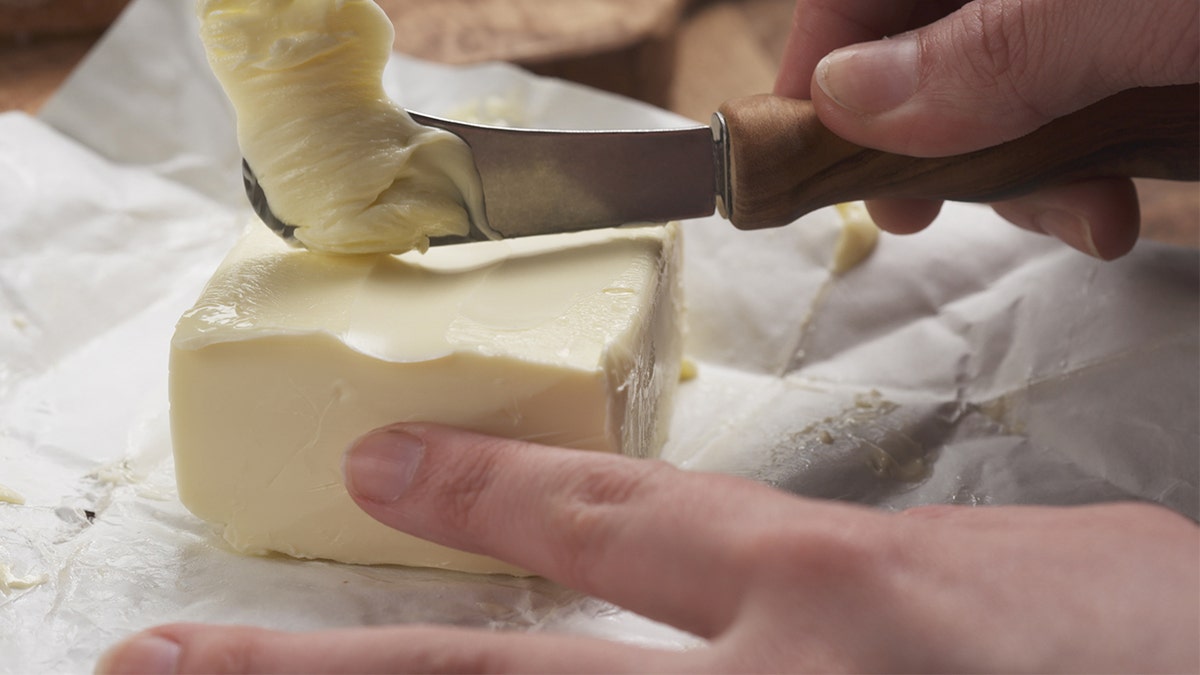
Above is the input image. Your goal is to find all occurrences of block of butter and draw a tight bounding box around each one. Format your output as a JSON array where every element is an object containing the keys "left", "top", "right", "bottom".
[{"left": 169, "top": 222, "right": 683, "bottom": 574}]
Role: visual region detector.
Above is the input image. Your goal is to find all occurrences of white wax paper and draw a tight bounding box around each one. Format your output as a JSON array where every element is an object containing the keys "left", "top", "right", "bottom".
[{"left": 3, "top": 0, "right": 1197, "bottom": 671}]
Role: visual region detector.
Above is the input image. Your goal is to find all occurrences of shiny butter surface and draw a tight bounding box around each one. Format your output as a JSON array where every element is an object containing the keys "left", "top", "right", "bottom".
[
  {"left": 197, "top": 0, "right": 485, "bottom": 254},
  {"left": 170, "top": 223, "right": 683, "bottom": 573}
]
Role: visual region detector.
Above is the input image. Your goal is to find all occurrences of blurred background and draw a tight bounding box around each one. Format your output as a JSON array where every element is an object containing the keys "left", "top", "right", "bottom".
[{"left": 0, "top": 0, "right": 1194, "bottom": 247}]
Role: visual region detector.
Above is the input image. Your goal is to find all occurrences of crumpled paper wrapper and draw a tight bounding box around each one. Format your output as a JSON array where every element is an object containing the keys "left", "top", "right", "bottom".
[{"left": 2, "top": 0, "right": 1196, "bottom": 671}]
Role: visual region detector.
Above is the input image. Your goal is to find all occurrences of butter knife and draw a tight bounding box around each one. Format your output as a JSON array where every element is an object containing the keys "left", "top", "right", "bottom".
[{"left": 245, "top": 86, "right": 1198, "bottom": 246}]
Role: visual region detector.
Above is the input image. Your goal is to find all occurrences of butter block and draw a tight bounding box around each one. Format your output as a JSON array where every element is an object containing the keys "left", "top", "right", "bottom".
[{"left": 169, "top": 223, "right": 682, "bottom": 573}]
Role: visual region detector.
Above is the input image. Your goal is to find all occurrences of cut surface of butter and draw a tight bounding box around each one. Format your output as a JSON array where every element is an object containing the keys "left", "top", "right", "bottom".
[
  {"left": 170, "top": 223, "right": 683, "bottom": 573},
  {"left": 197, "top": 0, "right": 485, "bottom": 254}
]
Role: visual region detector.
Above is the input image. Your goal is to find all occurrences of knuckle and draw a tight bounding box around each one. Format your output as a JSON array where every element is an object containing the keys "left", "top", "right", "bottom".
[
  {"left": 963, "top": 3, "right": 1030, "bottom": 83},
  {"left": 428, "top": 439, "right": 507, "bottom": 538},
  {"left": 545, "top": 459, "right": 671, "bottom": 590},
  {"left": 1131, "top": 3, "right": 1199, "bottom": 86},
  {"left": 974, "top": 2, "right": 1025, "bottom": 78},
  {"left": 948, "top": 0, "right": 1050, "bottom": 121}
]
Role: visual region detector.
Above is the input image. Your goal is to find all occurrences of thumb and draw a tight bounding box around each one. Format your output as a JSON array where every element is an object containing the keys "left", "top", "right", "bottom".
[{"left": 811, "top": 0, "right": 1199, "bottom": 157}]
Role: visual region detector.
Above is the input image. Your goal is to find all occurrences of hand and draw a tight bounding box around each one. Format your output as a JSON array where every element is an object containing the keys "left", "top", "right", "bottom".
[
  {"left": 775, "top": 0, "right": 1199, "bottom": 260},
  {"left": 99, "top": 424, "right": 1198, "bottom": 673}
]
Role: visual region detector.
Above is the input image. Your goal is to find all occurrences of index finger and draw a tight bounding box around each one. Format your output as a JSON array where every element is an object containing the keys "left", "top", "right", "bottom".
[{"left": 343, "top": 423, "right": 884, "bottom": 640}]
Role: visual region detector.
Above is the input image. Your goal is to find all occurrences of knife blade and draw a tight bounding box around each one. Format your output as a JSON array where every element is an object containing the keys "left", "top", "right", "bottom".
[{"left": 407, "top": 111, "right": 725, "bottom": 245}]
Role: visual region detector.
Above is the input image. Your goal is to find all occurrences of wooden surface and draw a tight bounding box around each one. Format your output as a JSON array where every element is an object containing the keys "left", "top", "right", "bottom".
[
  {"left": 0, "top": 0, "right": 126, "bottom": 36},
  {"left": 0, "top": 0, "right": 1195, "bottom": 248},
  {"left": 381, "top": 0, "right": 685, "bottom": 64}
]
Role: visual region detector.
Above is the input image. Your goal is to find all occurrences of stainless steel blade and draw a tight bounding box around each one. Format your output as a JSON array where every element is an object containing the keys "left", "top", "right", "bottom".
[{"left": 410, "top": 112, "right": 723, "bottom": 243}]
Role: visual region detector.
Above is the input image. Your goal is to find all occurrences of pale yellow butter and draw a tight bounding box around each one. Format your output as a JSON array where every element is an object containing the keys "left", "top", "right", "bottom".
[
  {"left": 831, "top": 202, "right": 880, "bottom": 275},
  {"left": 197, "top": 0, "right": 486, "bottom": 254},
  {"left": 0, "top": 564, "right": 47, "bottom": 595},
  {"left": 170, "top": 223, "right": 683, "bottom": 573},
  {"left": 0, "top": 484, "right": 24, "bottom": 505}
]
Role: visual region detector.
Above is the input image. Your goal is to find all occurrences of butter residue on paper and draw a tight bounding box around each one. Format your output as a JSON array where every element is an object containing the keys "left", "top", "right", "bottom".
[
  {"left": 197, "top": 0, "right": 486, "bottom": 255},
  {"left": 781, "top": 203, "right": 881, "bottom": 371},
  {"left": 170, "top": 222, "right": 684, "bottom": 573},
  {"left": 0, "top": 483, "right": 25, "bottom": 505},
  {"left": 0, "top": 563, "right": 48, "bottom": 595},
  {"left": 831, "top": 202, "right": 879, "bottom": 275}
]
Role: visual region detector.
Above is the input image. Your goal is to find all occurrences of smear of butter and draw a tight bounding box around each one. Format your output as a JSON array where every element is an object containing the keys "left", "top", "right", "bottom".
[
  {"left": 679, "top": 357, "right": 698, "bottom": 381},
  {"left": 444, "top": 94, "right": 530, "bottom": 127},
  {"left": 0, "top": 563, "right": 48, "bottom": 594},
  {"left": 197, "top": 0, "right": 486, "bottom": 255},
  {"left": 0, "top": 484, "right": 25, "bottom": 505},
  {"left": 831, "top": 202, "right": 880, "bottom": 275}
]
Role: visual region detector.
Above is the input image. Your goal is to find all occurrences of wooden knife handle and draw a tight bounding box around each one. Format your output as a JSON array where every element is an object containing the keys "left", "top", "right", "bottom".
[{"left": 718, "top": 85, "right": 1199, "bottom": 230}]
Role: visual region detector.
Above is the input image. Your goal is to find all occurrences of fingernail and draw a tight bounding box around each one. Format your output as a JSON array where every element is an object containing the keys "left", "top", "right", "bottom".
[
  {"left": 344, "top": 428, "right": 425, "bottom": 504},
  {"left": 95, "top": 635, "right": 180, "bottom": 675},
  {"left": 817, "top": 35, "right": 920, "bottom": 114},
  {"left": 1035, "top": 209, "right": 1100, "bottom": 258}
]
